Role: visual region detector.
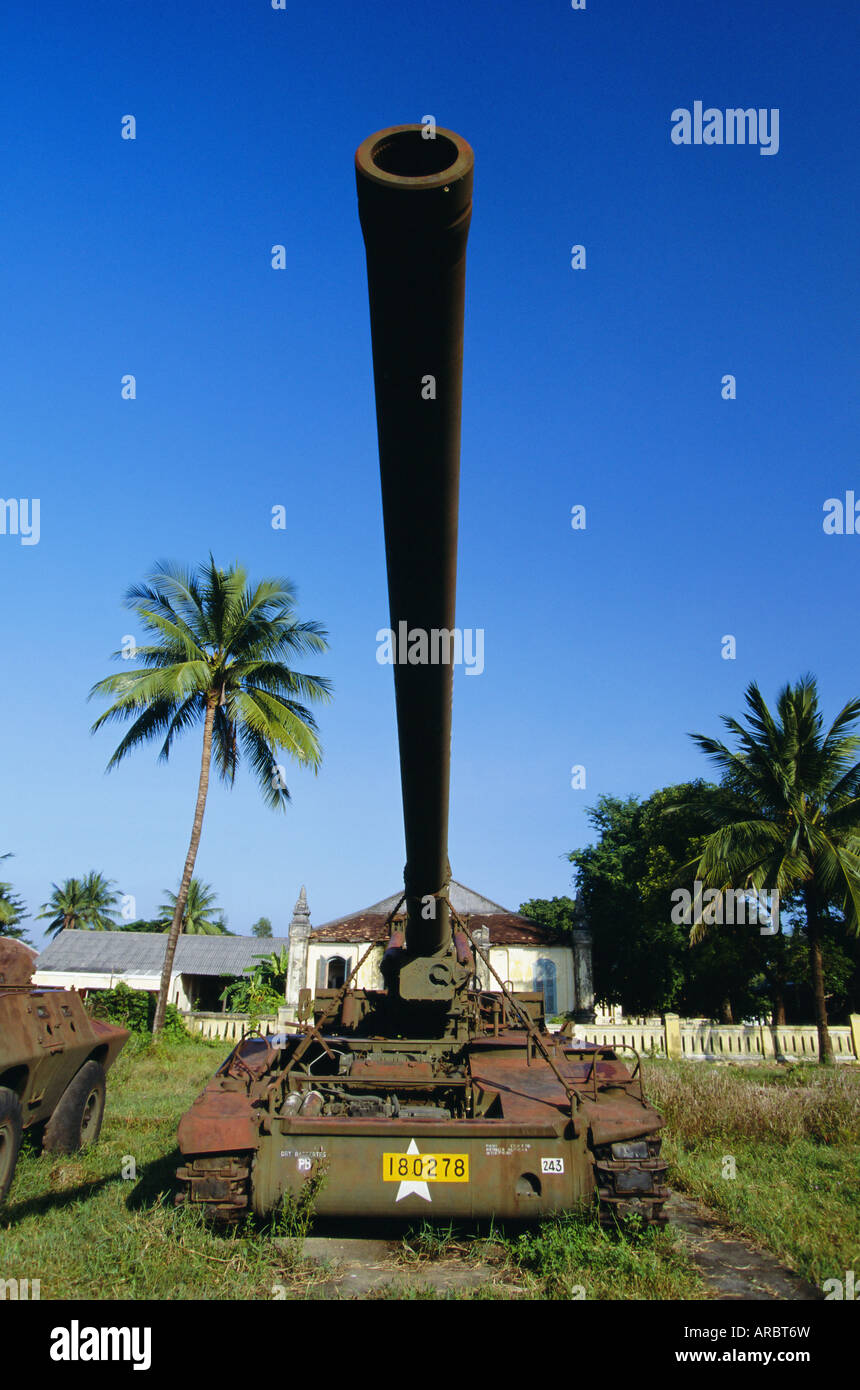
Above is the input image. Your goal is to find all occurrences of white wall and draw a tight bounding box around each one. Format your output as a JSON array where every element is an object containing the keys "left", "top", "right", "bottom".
[
  {"left": 305, "top": 943, "right": 385, "bottom": 992},
  {"left": 488, "top": 945, "right": 574, "bottom": 1015},
  {"left": 301, "top": 941, "right": 575, "bottom": 1014},
  {"left": 30, "top": 971, "right": 189, "bottom": 1008}
]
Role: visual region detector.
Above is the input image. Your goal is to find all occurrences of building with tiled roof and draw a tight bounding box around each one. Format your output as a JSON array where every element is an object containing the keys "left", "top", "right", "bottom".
[{"left": 286, "top": 880, "right": 594, "bottom": 1021}]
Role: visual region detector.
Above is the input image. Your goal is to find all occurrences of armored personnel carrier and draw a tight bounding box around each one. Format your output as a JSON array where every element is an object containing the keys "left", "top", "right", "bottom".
[
  {"left": 176, "top": 125, "right": 669, "bottom": 1225},
  {"left": 0, "top": 938, "right": 128, "bottom": 1203}
]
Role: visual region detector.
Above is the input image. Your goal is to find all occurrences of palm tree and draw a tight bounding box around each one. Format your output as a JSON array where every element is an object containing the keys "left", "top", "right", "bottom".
[
  {"left": 38, "top": 871, "right": 121, "bottom": 937},
  {"left": 158, "top": 878, "right": 227, "bottom": 935},
  {"left": 686, "top": 677, "right": 860, "bottom": 1064},
  {"left": 38, "top": 877, "right": 86, "bottom": 935},
  {"left": 81, "top": 871, "right": 122, "bottom": 929},
  {"left": 0, "top": 855, "right": 29, "bottom": 942},
  {"left": 90, "top": 558, "right": 331, "bottom": 1032}
]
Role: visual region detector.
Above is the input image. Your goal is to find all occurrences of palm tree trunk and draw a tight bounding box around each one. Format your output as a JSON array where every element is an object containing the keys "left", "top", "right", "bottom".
[
  {"left": 770, "top": 933, "right": 787, "bottom": 1026},
  {"left": 720, "top": 997, "right": 733, "bottom": 1025},
  {"left": 804, "top": 885, "right": 834, "bottom": 1065},
  {"left": 153, "top": 694, "right": 218, "bottom": 1034}
]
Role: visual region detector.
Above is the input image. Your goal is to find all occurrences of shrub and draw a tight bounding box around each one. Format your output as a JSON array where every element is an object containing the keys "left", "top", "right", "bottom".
[{"left": 85, "top": 981, "right": 187, "bottom": 1039}]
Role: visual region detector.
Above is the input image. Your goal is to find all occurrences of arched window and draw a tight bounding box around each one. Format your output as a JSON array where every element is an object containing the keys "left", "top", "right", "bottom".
[
  {"left": 534, "top": 957, "right": 557, "bottom": 1015},
  {"left": 326, "top": 955, "right": 348, "bottom": 989}
]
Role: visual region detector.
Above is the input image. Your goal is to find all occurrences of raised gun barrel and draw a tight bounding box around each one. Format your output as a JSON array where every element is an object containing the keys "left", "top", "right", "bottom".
[{"left": 355, "top": 125, "right": 473, "bottom": 974}]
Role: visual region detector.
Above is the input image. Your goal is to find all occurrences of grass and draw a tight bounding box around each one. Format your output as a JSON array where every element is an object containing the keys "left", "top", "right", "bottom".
[
  {"left": 645, "top": 1059, "right": 860, "bottom": 1288},
  {"left": 398, "top": 1212, "right": 704, "bottom": 1300},
  {"left": 1, "top": 1033, "right": 300, "bottom": 1300},
  {"left": 502, "top": 1212, "right": 700, "bottom": 1300},
  {"left": 3, "top": 1033, "right": 854, "bottom": 1299}
]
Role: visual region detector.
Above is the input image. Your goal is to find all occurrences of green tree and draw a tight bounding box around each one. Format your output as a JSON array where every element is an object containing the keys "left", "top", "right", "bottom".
[
  {"left": 518, "top": 897, "right": 579, "bottom": 936},
  {"left": 569, "top": 792, "right": 689, "bottom": 1015},
  {"left": 567, "top": 783, "right": 769, "bottom": 1019},
  {"left": 38, "top": 877, "right": 86, "bottom": 936},
  {"left": 37, "top": 871, "right": 121, "bottom": 938},
  {"left": 158, "top": 878, "right": 228, "bottom": 935},
  {"left": 90, "top": 558, "right": 331, "bottom": 1032},
  {"left": 685, "top": 677, "right": 860, "bottom": 1064},
  {"left": 115, "top": 918, "right": 170, "bottom": 932},
  {"left": 251, "top": 916, "right": 274, "bottom": 938},
  {"left": 0, "top": 855, "right": 29, "bottom": 942}
]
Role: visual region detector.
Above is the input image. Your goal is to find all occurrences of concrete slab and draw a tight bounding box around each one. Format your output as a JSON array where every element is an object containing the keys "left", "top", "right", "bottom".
[{"left": 273, "top": 1234, "right": 521, "bottom": 1299}]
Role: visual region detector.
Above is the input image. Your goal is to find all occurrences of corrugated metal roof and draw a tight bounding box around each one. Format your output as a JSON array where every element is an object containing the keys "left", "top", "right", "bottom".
[{"left": 34, "top": 931, "right": 290, "bottom": 979}]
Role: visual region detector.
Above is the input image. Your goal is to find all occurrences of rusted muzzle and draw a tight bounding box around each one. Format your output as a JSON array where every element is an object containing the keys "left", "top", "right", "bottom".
[{"left": 356, "top": 126, "right": 474, "bottom": 960}]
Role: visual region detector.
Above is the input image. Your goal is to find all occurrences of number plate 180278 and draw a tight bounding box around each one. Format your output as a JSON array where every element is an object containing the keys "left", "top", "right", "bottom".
[{"left": 382, "top": 1154, "right": 469, "bottom": 1182}]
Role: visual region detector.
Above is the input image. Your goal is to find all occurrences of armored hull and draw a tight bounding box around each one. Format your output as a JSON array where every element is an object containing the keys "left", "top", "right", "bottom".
[
  {"left": 177, "top": 1009, "right": 668, "bottom": 1223},
  {"left": 0, "top": 939, "right": 128, "bottom": 1203}
]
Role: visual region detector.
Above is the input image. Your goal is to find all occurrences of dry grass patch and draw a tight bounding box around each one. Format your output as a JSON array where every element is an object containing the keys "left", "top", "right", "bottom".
[
  {"left": 644, "top": 1059, "right": 860, "bottom": 1287},
  {"left": 647, "top": 1061, "right": 860, "bottom": 1146}
]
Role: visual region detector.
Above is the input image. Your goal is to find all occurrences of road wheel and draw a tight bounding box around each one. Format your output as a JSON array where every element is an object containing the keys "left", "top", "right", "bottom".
[
  {"left": 0, "top": 1086, "right": 23, "bottom": 1203},
  {"left": 43, "top": 1061, "right": 106, "bottom": 1154}
]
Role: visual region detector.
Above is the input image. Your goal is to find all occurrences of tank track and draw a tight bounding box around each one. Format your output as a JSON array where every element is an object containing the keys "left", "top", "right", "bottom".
[
  {"left": 591, "top": 1135, "right": 669, "bottom": 1227},
  {"left": 175, "top": 1153, "right": 252, "bottom": 1223}
]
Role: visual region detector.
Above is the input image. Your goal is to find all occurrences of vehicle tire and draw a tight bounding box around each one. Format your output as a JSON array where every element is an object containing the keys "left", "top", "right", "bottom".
[
  {"left": 0, "top": 1086, "right": 23, "bottom": 1203},
  {"left": 43, "top": 1061, "right": 107, "bottom": 1155}
]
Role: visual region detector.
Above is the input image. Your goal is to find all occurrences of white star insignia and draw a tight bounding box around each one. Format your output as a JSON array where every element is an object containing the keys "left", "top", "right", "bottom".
[{"left": 395, "top": 1139, "right": 431, "bottom": 1203}]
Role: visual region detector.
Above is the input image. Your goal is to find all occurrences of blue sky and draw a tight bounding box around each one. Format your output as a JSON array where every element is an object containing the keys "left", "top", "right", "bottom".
[{"left": 1, "top": 1, "right": 857, "bottom": 946}]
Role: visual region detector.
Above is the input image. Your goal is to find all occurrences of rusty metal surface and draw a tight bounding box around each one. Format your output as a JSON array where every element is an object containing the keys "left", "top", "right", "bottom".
[
  {"left": 0, "top": 939, "right": 37, "bottom": 986},
  {"left": 177, "top": 1083, "right": 261, "bottom": 1156},
  {"left": 0, "top": 985, "right": 128, "bottom": 1129},
  {"left": 350, "top": 1059, "right": 435, "bottom": 1081},
  {"left": 175, "top": 1154, "right": 252, "bottom": 1220},
  {"left": 469, "top": 1034, "right": 664, "bottom": 1136}
]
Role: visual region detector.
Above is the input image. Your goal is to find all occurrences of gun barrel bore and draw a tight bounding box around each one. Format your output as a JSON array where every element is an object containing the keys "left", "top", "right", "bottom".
[{"left": 356, "top": 125, "right": 474, "bottom": 958}]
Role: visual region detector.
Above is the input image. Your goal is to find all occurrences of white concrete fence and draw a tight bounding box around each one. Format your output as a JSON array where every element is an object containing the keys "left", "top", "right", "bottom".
[
  {"left": 186, "top": 1008, "right": 860, "bottom": 1063},
  {"left": 562, "top": 1014, "right": 860, "bottom": 1063},
  {"left": 187, "top": 1011, "right": 283, "bottom": 1042}
]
